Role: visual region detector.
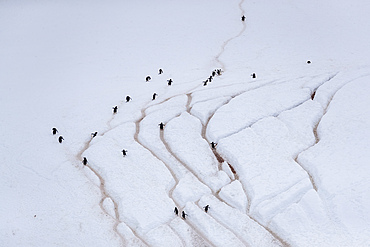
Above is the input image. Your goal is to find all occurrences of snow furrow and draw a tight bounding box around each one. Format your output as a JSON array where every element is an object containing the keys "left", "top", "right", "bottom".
[
  {"left": 166, "top": 224, "right": 190, "bottom": 247},
  {"left": 210, "top": 93, "right": 311, "bottom": 143},
  {"left": 134, "top": 109, "right": 180, "bottom": 186},
  {"left": 187, "top": 91, "right": 290, "bottom": 246},
  {"left": 205, "top": 77, "right": 341, "bottom": 244},
  {"left": 188, "top": 93, "right": 248, "bottom": 197},
  {"left": 291, "top": 71, "right": 365, "bottom": 195},
  {"left": 75, "top": 116, "right": 132, "bottom": 246},
  {"left": 161, "top": 117, "right": 220, "bottom": 193},
  {"left": 184, "top": 202, "right": 246, "bottom": 247},
  {"left": 206, "top": 74, "right": 339, "bottom": 143},
  {"left": 287, "top": 73, "right": 341, "bottom": 192},
  {"left": 294, "top": 72, "right": 369, "bottom": 216},
  {"left": 187, "top": 94, "right": 261, "bottom": 243},
  {"left": 169, "top": 217, "right": 216, "bottom": 247},
  {"left": 198, "top": 195, "right": 284, "bottom": 247},
  {"left": 135, "top": 94, "right": 214, "bottom": 245},
  {"left": 73, "top": 94, "right": 165, "bottom": 246},
  {"left": 193, "top": 89, "right": 304, "bottom": 200},
  {"left": 151, "top": 92, "right": 253, "bottom": 244},
  {"left": 130, "top": 74, "right": 259, "bottom": 244},
  {"left": 77, "top": 146, "right": 155, "bottom": 246},
  {"left": 189, "top": 95, "right": 287, "bottom": 246},
  {"left": 76, "top": 95, "right": 182, "bottom": 245},
  {"left": 74, "top": 154, "right": 128, "bottom": 246},
  {"left": 194, "top": 203, "right": 250, "bottom": 247}
]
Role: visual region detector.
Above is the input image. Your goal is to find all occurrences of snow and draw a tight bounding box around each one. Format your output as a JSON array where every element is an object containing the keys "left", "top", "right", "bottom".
[
  {"left": 2, "top": 0, "right": 370, "bottom": 246},
  {"left": 0, "top": 156, "right": 122, "bottom": 246},
  {"left": 277, "top": 100, "right": 324, "bottom": 150},
  {"left": 144, "top": 224, "right": 183, "bottom": 247},
  {"left": 207, "top": 80, "right": 313, "bottom": 142},
  {"left": 269, "top": 189, "right": 349, "bottom": 247},
  {"left": 218, "top": 180, "right": 248, "bottom": 213},
  {"left": 172, "top": 173, "right": 211, "bottom": 208},
  {"left": 297, "top": 75, "right": 370, "bottom": 245},
  {"left": 217, "top": 113, "right": 313, "bottom": 217},
  {"left": 169, "top": 217, "right": 209, "bottom": 247},
  {"left": 183, "top": 202, "right": 245, "bottom": 247},
  {"left": 138, "top": 94, "right": 188, "bottom": 179},
  {"left": 117, "top": 222, "right": 147, "bottom": 247},
  {"left": 82, "top": 123, "right": 176, "bottom": 237},
  {"left": 102, "top": 197, "right": 116, "bottom": 219},
  {"left": 164, "top": 112, "right": 230, "bottom": 192},
  {"left": 221, "top": 161, "right": 235, "bottom": 180},
  {"left": 190, "top": 96, "right": 230, "bottom": 126},
  {"left": 198, "top": 195, "right": 282, "bottom": 246}
]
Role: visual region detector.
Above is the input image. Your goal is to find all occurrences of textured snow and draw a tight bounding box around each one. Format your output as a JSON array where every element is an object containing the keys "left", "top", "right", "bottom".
[
  {"left": 2, "top": 0, "right": 370, "bottom": 246},
  {"left": 169, "top": 217, "right": 209, "bottom": 247},
  {"left": 218, "top": 180, "right": 248, "bottom": 213},
  {"left": 83, "top": 123, "right": 176, "bottom": 236},
  {"left": 199, "top": 195, "right": 282, "bottom": 247},
  {"left": 297, "top": 75, "right": 370, "bottom": 245},
  {"left": 207, "top": 81, "right": 312, "bottom": 142},
  {"left": 165, "top": 112, "right": 230, "bottom": 192},
  {"left": 184, "top": 202, "right": 245, "bottom": 247}
]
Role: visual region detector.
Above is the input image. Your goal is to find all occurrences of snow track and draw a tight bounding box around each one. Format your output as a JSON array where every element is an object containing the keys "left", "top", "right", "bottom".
[{"left": 215, "top": 0, "right": 246, "bottom": 71}]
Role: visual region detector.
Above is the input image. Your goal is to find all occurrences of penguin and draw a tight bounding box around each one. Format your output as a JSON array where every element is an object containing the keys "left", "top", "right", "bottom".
[
  {"left": 181, "top": 211, "right": 187, "bottom": 220},
  {"left": 152, "top": 93, "right": 158, "bottom": 100},
  {"left": 58, "top": 136, "right": 64, "bottom": 143},
  {"left": 52, "top": 127, "right": 58, "bottom": 135},
  {"left": 210, "top": 142, "right": 217, "bottom": 149},
  {"left": 82, "top": 157, "right": 88, "bottom": 166},
  {"left": 113, "top": 106, "right": 118, "bottom": 114},
  {"left": 311, "top": 91, "right": 316, "bottom": 100}
]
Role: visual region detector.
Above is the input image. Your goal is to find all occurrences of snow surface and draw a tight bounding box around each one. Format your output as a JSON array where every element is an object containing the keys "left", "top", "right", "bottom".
[{"left": 1, "top": 0, "right": 370, "bottom": 246}]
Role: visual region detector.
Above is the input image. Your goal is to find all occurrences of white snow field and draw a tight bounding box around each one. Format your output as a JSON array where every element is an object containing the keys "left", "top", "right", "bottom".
[{"left": 1, "top": 0, "right": 370, "bottom": 246}]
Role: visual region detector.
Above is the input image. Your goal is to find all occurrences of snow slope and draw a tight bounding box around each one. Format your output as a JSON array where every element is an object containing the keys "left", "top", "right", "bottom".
[{"left": 1, "top": 0, "right": 370, "bottom": 246}]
